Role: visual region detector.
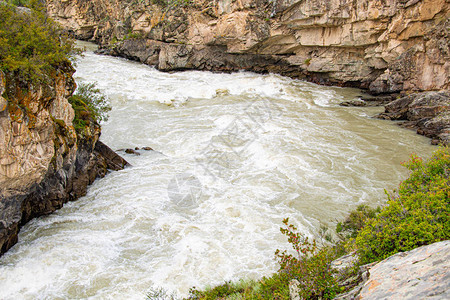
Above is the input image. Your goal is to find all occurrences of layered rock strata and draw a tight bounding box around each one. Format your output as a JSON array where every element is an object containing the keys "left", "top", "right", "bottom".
[
  {"left": 47, "top": 0, "right": 449, "bottom": 93},
  {"left": 0, "top": 66, "right": 128, "bottom": 256},
  {"left": 46, "top": 0, "right": 449, "bottom": 144}
]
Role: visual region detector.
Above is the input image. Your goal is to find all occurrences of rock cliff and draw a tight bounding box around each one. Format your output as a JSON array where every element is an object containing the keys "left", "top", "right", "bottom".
[
  {"left": 47, "top": 0, "right": 449, "bottom": 93},
  {"left": 0, "top": 65, "right": 128, "bottom": 255},
  {"left": 46, "top": 0, "right": 449, "bottom": 144}
]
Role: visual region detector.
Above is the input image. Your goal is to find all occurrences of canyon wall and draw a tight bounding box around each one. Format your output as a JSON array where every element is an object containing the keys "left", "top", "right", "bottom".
[
  {"left": 47, "top": 0, "right": 449, "bottom": 93},
  {"left": 0, "top": 65, "right": 128, "bottom": 255}
]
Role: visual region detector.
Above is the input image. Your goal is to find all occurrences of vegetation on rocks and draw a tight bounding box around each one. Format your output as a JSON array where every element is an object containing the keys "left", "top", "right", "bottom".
[
  {"left": 0, "top": 0, "right": 76, "bottom": 87},
  {"left": 68, "top": 82, "right": 111, "bottom": 134},
  {"left": 0, "top": 1, "right": 109, "bottom": 137},
  {"left": 186, "top": 147, "right": 450, "bottom": 299},
  {"left": 355, "top": 147, "right": 450, "bottom": 264},
  {"left": 187, "top": 220, "right": 344, "bottom": 300}
]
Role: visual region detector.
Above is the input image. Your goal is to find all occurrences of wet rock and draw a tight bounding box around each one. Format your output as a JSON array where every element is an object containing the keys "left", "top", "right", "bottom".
[
  {"left": 360, "top": 94, "right": 399, "bottom": 105},
  {"left": 340, "top": 100, "right": 367, "bottom": 107},
  {"left": 377, "top": 91, "right": 450, "bottom": 144},
  {"left": 215, "top": 89, "right": 230, "bottom": 97},
  {"left": 95, "top": 141, "right": 130, "bottom": 170},
  {"left": 125, "top": 148, "right": 140, "bottom": 155}
]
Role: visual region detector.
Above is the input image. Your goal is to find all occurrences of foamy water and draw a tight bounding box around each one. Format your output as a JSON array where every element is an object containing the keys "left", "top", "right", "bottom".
[{"left": 0, "top": 42, "right": 435, "bottom": 299}]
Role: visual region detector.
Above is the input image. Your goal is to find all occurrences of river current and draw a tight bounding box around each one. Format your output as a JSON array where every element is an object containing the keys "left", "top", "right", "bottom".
[{"left": 0, "top": 42, "right": 434, "bottom": 299}]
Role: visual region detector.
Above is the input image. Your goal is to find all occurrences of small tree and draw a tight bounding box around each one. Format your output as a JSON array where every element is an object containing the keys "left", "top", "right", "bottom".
[
  {"left": 274, "top": 218, "right": 340, "bottom": 299},
  {"left": 68, "top": 82, "right": 111, "bottom": 133}
]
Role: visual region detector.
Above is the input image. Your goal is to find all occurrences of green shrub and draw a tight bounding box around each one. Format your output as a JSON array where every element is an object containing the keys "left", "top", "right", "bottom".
[
  {"left": 336, "top": 204, "right": 380, "bottom": 239},
  {"left": 355, "top": 147, "right": 450, "bottom": 264},
  {"left": 273, "top": 218, "right": 341, "bottom": 300},
  {"left": 188, "top": 219, "right": 342, "bottom": 300},
  {"left": 0, "top": 2, "right": 76, "bottom": 85},
  {"left": 187, "top": 148, "right": 450, "bottom": 299},
  {"left": 68, "top": 82, "right": 111, "bottom": 133}
]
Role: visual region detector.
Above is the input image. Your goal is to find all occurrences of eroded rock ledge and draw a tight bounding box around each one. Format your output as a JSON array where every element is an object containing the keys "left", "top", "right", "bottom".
[
  {"left": 47, "top": 0, "right": 449, "bottom": 94},
  {"left": 0, "top": 66, "right": 129, "bottom": 256},
  {"left": 46, "top": 0, "right": 449, "bottom": 143},
  {"left": 378, "top": 91, "right": 450, "bottom": 145}
]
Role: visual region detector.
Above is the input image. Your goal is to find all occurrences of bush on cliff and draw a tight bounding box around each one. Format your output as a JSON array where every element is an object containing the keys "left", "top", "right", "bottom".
[
  {"left": 336, "top": 204, "right": 380, "bottom": 239},
  {"left": 0, "top": 1, "right": 76, "bottom": 86},
  {"left": 68, "top": 82, "right": 111, "bottom": 134},
  {"left": 355, "top": 147, "right": 450, "bottom": 264}
]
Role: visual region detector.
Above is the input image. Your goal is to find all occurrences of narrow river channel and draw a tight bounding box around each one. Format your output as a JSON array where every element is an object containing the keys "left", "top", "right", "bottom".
[{"left": 0, "top": 42, "right": 435, "bottom": 299}]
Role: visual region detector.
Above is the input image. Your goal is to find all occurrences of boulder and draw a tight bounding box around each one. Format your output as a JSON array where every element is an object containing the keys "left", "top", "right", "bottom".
[
  {"left": 333, "top": 241, "right": 450, "bottom": 299},
  {"left": 356, "top": 240, "right": 450, "bottom": 299},
  {"left": 378, "top": 91, "right": 450, "bottom": 145}
]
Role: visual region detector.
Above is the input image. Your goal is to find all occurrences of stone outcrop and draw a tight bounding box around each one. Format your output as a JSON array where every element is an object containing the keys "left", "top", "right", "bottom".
[
  {"left": 47, "top": 0, "right": 449, "bottom": 93},
  {"left": 0, "top": 66, "right": 129, "bottom": 255},
  {"left": 290, "top": 241, "right": 450, "bottom": 299},
  {"left": 378, "top": 91, "right": 450, "bottom": 145},
  {"left": 337, "top": 240, "right": 450, "bottom": 299},
  {"left": 45, "top": 0, "right": 449, "bottom": 144}
]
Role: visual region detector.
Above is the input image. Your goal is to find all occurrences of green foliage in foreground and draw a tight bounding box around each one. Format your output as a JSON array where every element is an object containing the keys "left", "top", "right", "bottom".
[
  {"left": 355, "top": 147, "right": 450, "bottom": 264},
  {"left": 68, "top": 82, "right": 111, "bottom": 134},
  {"left": 0, "top": 1, "right": 76, "bottom": 85},
  {"left": 336, "top": 204, "right": 380, "bottom": 239},
  {"left": 188, "top": 219, "right": 343, "bottom": 300},
  {"left": 184, "top": 147, "right": 449, "bottom": 300}
]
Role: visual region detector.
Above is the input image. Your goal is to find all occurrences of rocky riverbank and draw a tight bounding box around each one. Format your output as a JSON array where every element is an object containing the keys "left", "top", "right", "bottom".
[
  {"left": 0, "top": 65, "right": 128, "bottom": 255},
  {"left": 378, "top": 91, "right": 450, "bottom": 145},
  {"left": 46, "top": 0, "right": 449, "bottom": 144},
  {"left": 47, "top": 0, "right": 449, "bottom": 93}
]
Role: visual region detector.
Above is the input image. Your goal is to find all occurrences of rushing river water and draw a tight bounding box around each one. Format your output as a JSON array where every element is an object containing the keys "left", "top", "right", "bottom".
[{"left": 0, "top": 42, "right": 435, "bottom": 299}]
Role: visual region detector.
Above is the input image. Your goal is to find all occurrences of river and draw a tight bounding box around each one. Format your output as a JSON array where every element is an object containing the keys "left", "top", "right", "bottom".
[{"left": 0, "top": 42, "right": 435, "bottom": 299}]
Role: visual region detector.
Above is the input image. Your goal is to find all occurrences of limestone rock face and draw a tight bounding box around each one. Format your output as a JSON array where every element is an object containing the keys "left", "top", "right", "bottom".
[
  {"left": 47, "top": 0, "right": 449, "bottom": 93},
  {"left": 0, "top": 66, "right": 128, "bottom": 255},
  {"left": 355, "top": 240, "right": 450, "bottom": 299},
  {"left": 291, "top": 241, "right": 450, "bottom": 299}
]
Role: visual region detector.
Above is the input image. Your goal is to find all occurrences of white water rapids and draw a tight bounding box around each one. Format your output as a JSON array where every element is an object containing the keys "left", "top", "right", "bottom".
[{"left": 0, "top": 42, "right": 435, "bottom": 299}]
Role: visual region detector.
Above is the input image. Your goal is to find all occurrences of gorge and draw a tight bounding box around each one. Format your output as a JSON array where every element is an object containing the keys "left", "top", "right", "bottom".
[
  {"left": 46, "top": 0, "right": 450, "bottom": 144},
  {"left": 0, "top": 0, "right": 449, "bottom": 299},
  {"left": 47, "top": 0, "right": 449, "bottom": 94},
  {"left": 0, "top": 42, "right": 437, "bottom": 298}
]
